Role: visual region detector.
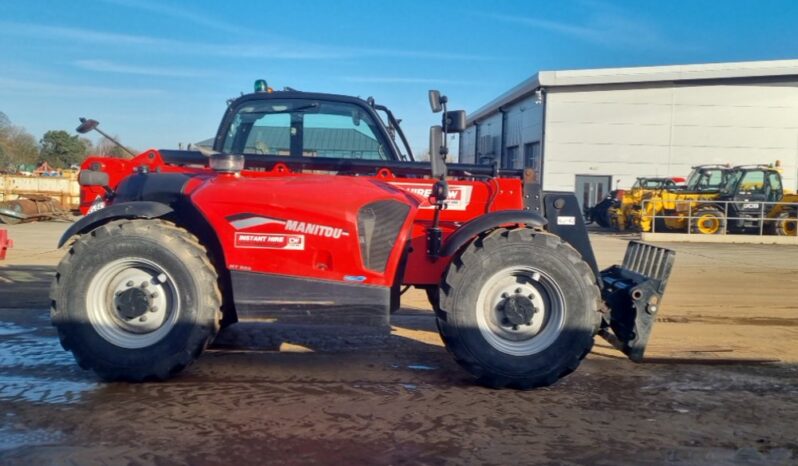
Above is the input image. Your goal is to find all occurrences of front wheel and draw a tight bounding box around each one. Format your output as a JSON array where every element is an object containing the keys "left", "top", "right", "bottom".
[
  {"left": 773, "top": 211, "right": 797, "bottom": 236},
  {"left": 690, "top": 207, "right": 726, "bottom": 235},
  {"left": 51, "top": 219, "right": 221, "bottom": 381},
  {"left": 437, "top": 228, "right": 600, "bottom": 389}
]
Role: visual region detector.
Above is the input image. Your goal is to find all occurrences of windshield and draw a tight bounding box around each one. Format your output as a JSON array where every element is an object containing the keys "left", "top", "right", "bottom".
[
  {"left": 686, "top": 170, "right": 701, "bottom": 188},
  {"left": 637, "top": 179, "right": 665, "bottom": 189},
  {"left": 689, "top": 168, "right": 727, "bottom": 190},
  {"left": 374, "top": 107, "right": 413, "bottom": 161},
  {"left": 720, "top": 170, "right": 743, "bottom": 195},
  {"left": 222, "top": 99, "right": 391, "bottom": 160}
]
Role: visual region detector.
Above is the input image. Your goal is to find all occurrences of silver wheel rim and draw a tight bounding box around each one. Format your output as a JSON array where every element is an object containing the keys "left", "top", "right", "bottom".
[
  {"left": 86, "top": 257, "right": 180, "bottom": 349},
  {"left": 475, "top": 266, "right": 566, "bottom": 356}
]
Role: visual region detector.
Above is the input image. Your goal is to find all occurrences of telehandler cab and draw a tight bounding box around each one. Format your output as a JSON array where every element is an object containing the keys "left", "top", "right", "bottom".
[{"left": 53, "top": 84, "right": 675, "bottom": 389}]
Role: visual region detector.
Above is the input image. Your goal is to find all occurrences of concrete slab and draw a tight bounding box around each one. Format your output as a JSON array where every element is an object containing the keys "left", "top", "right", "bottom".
[{"left": 642, "top": 231, "right": 798, "bottom": 245}]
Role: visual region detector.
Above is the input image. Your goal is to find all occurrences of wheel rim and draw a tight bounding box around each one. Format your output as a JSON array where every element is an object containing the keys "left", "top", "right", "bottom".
[
  {"left": 475, "top": 266, "right": 566, "bottom": 356},
  {"left": 697, "top": 214, "right": 720, "bottom": 234},
  {"left": 86, "top": 257, "right": 180, "bottom": 349},
  {"left": 779, "top": 216, "right": 797, "bottom": 236}
]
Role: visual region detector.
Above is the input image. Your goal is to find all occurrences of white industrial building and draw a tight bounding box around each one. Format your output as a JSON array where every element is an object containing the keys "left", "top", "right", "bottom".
[{"left": 459, "top": 59, "right": 798, "bottom": 211}]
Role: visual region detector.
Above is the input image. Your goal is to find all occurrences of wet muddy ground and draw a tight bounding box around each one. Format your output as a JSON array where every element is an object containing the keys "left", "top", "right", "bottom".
[{"left": 1, "top": 222, "right": 797, "bottom": 465}]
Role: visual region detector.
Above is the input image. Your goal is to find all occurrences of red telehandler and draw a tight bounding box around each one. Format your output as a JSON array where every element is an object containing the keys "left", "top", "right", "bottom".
[{"left": 54, "top": 84, "right": 674, "bottom": 389}]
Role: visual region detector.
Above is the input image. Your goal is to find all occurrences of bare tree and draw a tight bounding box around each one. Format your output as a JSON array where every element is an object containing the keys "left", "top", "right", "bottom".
[{"left": 0, "top": 113, "right": 39, "bottom": 169}]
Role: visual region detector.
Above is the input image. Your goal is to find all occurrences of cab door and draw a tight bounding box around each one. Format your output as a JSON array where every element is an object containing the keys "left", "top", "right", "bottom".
[
  {"left": 766, "top": 171, "right": 784, "bottom": 211},
  {"left": 733, "top": 170, "right": 767, "bottom": 216}
]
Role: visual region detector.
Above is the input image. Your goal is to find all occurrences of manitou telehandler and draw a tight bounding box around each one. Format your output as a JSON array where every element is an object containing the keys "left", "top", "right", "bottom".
[{"left": 53, "top": 84, "right": 674, "bottom": 389}]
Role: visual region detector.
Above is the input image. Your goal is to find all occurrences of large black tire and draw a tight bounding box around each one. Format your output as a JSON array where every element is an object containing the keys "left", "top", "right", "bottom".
[
  {"left": 437, "top": 228, "right": 601, "bottom": 389},
  {"left": 773, "top": 211, "right": 797, "bottom": 237},
  {"left": 690, "top": 207, "right": 726, "bottom": 235},
  {"left": 51, "top": 219, "right": 221, "bottom": 381}
]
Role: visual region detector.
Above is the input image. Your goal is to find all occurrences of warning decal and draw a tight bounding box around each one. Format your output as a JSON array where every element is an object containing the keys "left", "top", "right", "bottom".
[
  {"left": 390, "top": 183, "right": 473, "bottom": 211},
  {"left": 234, "top": 233, "right": 305, "bottom": 250}
]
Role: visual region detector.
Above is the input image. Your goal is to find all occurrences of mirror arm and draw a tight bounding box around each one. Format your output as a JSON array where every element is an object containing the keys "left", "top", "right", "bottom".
[
  {"left": 91, "top": 126, "right": 137, "bottom": 159},
  {"left": 428, "top": 128, "right": 449, "bottom": 259}
]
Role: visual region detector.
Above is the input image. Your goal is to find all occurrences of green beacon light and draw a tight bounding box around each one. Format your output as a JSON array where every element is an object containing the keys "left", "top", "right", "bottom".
[{"left": 254, "top": 79, "right": 269, "bottom": 93}]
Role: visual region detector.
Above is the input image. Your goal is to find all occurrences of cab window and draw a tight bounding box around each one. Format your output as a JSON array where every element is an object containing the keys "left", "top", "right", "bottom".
[
  {"left": 739, "top": 171, "right": 765, "bottom": 194},
  {"left": 222, "top": 99, "right": 389, "bottom": 160}
]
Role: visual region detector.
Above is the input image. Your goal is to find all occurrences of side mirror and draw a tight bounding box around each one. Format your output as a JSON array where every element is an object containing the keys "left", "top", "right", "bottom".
[
  {"left": 428, "top": 90, "right": 443, "bottom": 113},
  {"left": 76, "top": 117, "right": 99, "bottom": 134},
  {"left": 429, "top": 125, "right": 446, "bottom": 178},
  {"left": 443, "top": 110, "right": 467, "bottom": 133}
]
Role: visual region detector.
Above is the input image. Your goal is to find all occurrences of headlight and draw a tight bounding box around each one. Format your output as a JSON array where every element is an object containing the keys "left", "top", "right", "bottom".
[{"left": 87, "top": 196, "right": 106, "bottom": 214}]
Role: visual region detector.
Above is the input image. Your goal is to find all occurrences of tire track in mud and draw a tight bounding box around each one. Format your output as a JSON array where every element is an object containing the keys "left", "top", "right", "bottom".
[
  {"left": 2, "top": 307, "right": 798, "bottom": 465},
  {"left": 5, "top": 357, "right": 797, "bottom": 465}
]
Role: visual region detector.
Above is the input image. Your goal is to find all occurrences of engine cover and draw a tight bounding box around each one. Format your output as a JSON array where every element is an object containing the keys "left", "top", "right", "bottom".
[{"left": 189, "top": 174, "right": 419, "bottom": 325}]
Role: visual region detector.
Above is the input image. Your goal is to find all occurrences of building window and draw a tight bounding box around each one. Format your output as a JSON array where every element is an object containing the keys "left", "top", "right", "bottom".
[
  {"left": 505, "top": 145, "right": 520, "bottom": 169},
  {"left": 524, "top": 142, "right": 541, "bottom": 173}
]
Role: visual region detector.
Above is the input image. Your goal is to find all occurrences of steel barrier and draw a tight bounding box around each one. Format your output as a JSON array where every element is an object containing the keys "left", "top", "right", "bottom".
[{"left": 640, "top": 199, "right": 798, "bottom": 236}]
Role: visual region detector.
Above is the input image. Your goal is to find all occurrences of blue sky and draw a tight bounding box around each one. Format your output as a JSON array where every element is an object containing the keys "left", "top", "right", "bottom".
[{"left": 1, "top": 0, "right": 798, "bottom": 156}]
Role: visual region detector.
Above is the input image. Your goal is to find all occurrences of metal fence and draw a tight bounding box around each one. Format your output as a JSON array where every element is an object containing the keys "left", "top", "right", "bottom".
[
  {"left": 641, "top": 198, "right": 798, "bottom": 235},
  {"left": 0, "top": 173, "right": 80, "bottom": 210}
]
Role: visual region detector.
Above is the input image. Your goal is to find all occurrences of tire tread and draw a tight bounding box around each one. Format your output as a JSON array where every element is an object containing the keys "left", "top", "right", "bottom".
[
  {"left": 437, "top": 227, "right": 600, "bottom": 389},
  {"left": 51, "top": 219, "right": 221, "bottom": 381}
]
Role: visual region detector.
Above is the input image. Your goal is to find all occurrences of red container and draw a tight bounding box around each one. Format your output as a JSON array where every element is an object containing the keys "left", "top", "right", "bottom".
[{"left": 0, "top": 229, "right": 12, "bottom": 260}]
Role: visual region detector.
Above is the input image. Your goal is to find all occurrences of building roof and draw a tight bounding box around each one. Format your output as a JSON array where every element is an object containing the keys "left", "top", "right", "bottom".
[{"left": 469, "top": 59, "right": 798, "bottom": 123}]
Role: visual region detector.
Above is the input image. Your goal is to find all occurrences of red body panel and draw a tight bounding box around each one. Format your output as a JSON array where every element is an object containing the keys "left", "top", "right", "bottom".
[
  {"left": 81, "top": 152, "right": 526, "bottom": 286},
  {"left": 79, "top": 151, "right": 210, "bottom": 214},
  {"left": 189, "top": 174, "right": 421, "bottom": 287}
]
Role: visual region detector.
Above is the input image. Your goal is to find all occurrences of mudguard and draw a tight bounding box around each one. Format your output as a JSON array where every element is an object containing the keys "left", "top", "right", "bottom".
[
  {"left": 58, "top": 201, "right": 174, "bottom": 248},
  {"left": 440, "top": 210, "right": 547, "bottom": 258}
]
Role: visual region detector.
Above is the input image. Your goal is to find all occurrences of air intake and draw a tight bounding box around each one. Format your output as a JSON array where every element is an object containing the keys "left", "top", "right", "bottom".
[{"left": 357, "top": 200, "right": 410, "bottom": 272}]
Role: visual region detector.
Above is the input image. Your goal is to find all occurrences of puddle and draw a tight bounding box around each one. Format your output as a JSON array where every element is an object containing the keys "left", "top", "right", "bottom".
[
  {"left": 0, "top": 376, "right": 97, "bottom": 404},
  {"left": 407, "top": 364, "right": 436, "bottom": 371},
  {"left": 0, "top": 330, "right": 97, "bottom": 404},
  {"left": 0, "top": 426, "right": 65, "bottom": 452},
  {"left": 0, "top": 334, "right": 76, "bottom": 368},
  {"left": 0, "top": 322, "right": 35, "bottom": 336}
]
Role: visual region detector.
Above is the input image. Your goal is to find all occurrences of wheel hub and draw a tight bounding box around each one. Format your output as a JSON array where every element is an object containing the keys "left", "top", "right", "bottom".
[
  {"left": 475, "top": 266, "right": 566, "bottom": 356},
  {"left": 115, "top": 287, "right": 152, "bottom": 320},
  {"left": 499, "top": 293, "right": 536, "bottom": 326},
  {"left": 87, "top": 258, "right": 179, "bottom": 348}
]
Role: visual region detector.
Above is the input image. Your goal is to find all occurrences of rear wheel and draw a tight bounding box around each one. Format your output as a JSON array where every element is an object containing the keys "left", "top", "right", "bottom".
[
  {"left": 51, "top": 219, "right": 221, "bottom": 381},
  {"left": 690, "top": 207, "right": 725, "bottom": 235},
  {"left": 773, "top": 211, "right": 797, "bottom": 236},
  {"left": 437, "top": 228, "right": 600, "bottom": 389}
]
